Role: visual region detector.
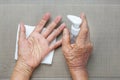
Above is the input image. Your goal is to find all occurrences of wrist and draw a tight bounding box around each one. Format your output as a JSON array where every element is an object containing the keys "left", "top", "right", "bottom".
[
  {"left": 14, "top": 59, "right": 34, "bottom": 79},
  {"left": 69, "top": 66, "right": 87, "bottom": 74},
  {"left": 67, "top": 60, "right": 87, "bottom": 71},
  {"left": 69, "top": 65, "right": 87, "bottom": 71},
  {"left": 69, "top": 67, "right": 88, "bottom": 80}
]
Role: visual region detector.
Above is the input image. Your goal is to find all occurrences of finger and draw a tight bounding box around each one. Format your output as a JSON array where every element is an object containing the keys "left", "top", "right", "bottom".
[
  {"left": 19, "top": 23, "right": 26, "bottom": 41},
  {"left": 34, "top": 13, "right": 50, "bottom": 32},
  {"left": 47, "top": 23, "right": 66, "bottom": 43},
  {"left": 49, "top": 39, "right": 62, "bottom": 51},
  {"left": 42, "top": 16, "right": 62, "bottom": 38},
  {"left": 76, "top": 13, "right": 89, "bottom": 44},
  {"left": 80, "top": 13, "right": 90, "bottom": 43},
  {"left": 62, "top": 28, "right": 71, "bottom": 49}
]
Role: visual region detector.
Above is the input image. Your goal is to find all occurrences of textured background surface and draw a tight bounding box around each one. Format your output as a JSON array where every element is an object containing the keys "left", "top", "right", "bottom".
[{"left": 0, "top": 0, "right": 120, "bottom": 80}]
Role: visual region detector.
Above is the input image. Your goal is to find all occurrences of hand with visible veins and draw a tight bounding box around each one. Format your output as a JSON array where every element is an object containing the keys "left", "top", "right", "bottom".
[
  {"left": 62, "top": 13, "right": 93, "bottom": 80},
  {"left": 11, "top": 13, "right": 66, "bottom": 80}
]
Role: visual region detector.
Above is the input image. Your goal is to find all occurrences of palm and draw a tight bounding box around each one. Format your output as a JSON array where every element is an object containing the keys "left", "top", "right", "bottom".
[{"left": 19, "top": 32, "right": 49, "bottom": 68}]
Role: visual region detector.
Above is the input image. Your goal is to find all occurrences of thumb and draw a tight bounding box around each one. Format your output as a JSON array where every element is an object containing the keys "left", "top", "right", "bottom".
[{"left": 19, "top": 23, "right": 26, "bottom": 41}]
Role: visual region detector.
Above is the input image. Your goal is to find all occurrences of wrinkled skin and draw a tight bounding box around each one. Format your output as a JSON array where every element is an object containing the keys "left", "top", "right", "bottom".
[{"left": 62, "top": 13, "right": 93, "bottom": 70}]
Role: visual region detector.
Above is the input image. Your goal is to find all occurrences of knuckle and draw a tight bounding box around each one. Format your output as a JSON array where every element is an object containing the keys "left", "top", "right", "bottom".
[
  {"left": 62, "top": 46, "right": 70, "bottom": 52},
  {"left": 83, "top": 28, "right": 88, "bottom": 34},
  {"left": 87, "top": 42, "right": 93, "bottom": 49},
  {"left": 62, "top": 48, "right": 66, "bottom": 53},
  {"left": 41, "top": 19, "right": 46, "bottom": 24},
  {"left": 52, "top": 45, "right": 56, "bottom": 49},
  {"left": 51, "top": 34, "right": 56, "bottom": 40},
  {"left": 77, "top": 44, "right": 85, "bottom": 49},
  {"left": 47, "top": 27, "right": 51, "bottom": 31},
  {"left": 63, "top": 48, "right": 70, "bottom": 53},
  {"left": 39, "top": 20, "right": 45, "bottom": 26}
]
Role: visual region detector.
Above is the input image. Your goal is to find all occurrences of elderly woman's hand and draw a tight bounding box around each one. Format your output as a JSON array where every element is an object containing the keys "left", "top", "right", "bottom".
[
  {"left": 62, "top": 13, "right": 93, "bottom": 80},
  {"left": 18, "top": 13, "right": 65, "bottom": 69},
  {"left": 11, "top": 13, "right": 65, "bottom": 80}
]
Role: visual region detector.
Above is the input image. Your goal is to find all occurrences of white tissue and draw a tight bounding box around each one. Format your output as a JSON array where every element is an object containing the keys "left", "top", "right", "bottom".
[{"left": 15, "top": 24, "right": 56, "bottom": 64}]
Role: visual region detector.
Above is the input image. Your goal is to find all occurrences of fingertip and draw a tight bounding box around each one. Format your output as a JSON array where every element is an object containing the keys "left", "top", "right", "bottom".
[
  {"left": 20, "top": 22, "right": 24, "bottom": 27},
  {"left": 55, "top": 16, "right": 62, "bottom": 23},
  {"left": 45, "top": 12, "right": 51, "bottom": 17},
  {"left": 80, "top": 12, "right": 85, "bottom": 19},
  {"left": 42, "top": 12, "right": 51, "bottom": 21},
  {"left": 19, "top": 22, "right": 26, "bottom": 40},
  {"left": 61, "top": 23, "right": 66, "bottom": 26},
  {"left": 20, "top": 22, "right": 25, "bottom": 31},
  {"left": 57, "top": 15, "right": 62, "bottom": 20}
]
